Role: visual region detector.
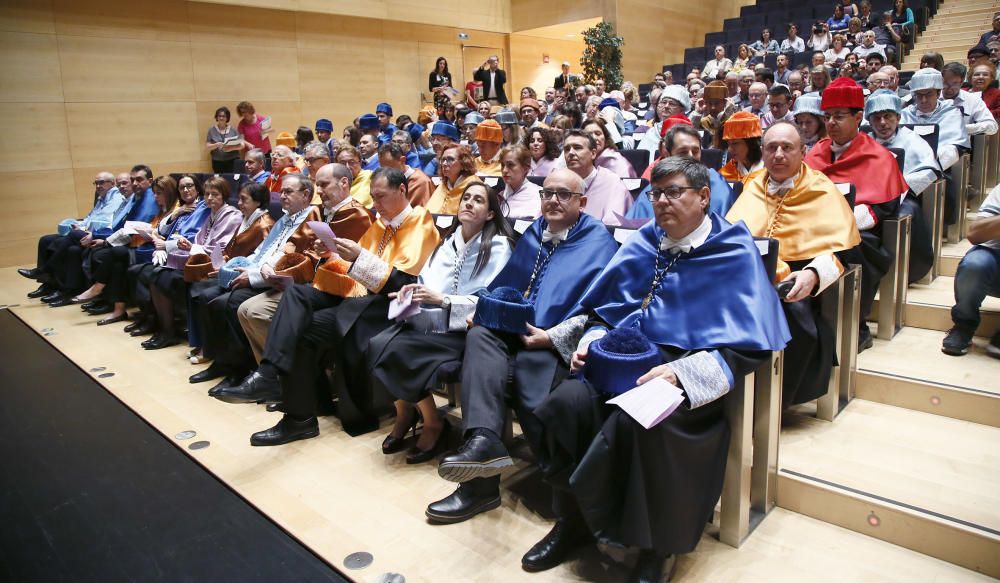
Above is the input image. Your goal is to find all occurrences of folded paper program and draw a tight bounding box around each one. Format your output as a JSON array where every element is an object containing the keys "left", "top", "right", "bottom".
[{"left": 606, "top": 377, "right": 685, "bottom": 429}]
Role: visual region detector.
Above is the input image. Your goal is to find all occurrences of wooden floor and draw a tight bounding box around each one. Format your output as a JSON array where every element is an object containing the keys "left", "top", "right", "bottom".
[{"left": 1, "top": 267, "right": 994, "bottom": 582}]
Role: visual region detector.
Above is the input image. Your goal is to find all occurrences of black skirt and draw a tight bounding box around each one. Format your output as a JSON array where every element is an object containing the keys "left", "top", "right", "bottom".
[{"left": 368, "top": 325, "right": 467, "bottom": 403}]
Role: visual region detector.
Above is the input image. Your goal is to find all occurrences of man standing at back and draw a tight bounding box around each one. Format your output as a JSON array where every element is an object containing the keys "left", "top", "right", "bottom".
[{"left": 474, "top": 55, "right": 508, "bottom": 105}]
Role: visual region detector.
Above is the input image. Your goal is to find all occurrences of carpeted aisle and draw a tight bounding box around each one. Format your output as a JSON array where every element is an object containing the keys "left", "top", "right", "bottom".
[{"left": 0, "top": 309, "right": 348, "bottom": 582}]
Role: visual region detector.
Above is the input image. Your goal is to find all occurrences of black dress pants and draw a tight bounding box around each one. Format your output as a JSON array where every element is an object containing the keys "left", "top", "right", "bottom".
[{"left": 203, "top": 287, "right": 263, "bottom": 371}]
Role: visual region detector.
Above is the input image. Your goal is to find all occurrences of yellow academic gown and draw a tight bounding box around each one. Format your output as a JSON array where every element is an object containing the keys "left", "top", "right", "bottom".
[
  {"left": 351, "top": 169, "right": 374, "bottom": 208},
  {"left": 426, "top": 174, "right": 483, "bottom": 215},
  {"left": 312, "top": 206, "right": 441, "bottom": 297},
  {"left": 727, "top": 163, "right": 860, "bottom": 281},
  {"left": 474, "top": 156, "right": 502, "bottom": 176},
  {"left": 719, "top": 159, "right": 765, "bottom": 184}
]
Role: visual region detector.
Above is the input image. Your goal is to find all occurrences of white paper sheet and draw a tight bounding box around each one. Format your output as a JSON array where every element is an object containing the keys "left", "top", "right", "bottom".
[
  {"left": 306, "top": 221, "right": 338, "bottom": 254},
  {"left": 210, "top": 245, "right": 225, "bottom": 269},
  {"left": 606, "top": 377, "right": 685, "bottom": 429},
  {"left": 387, "top": 287, "right": 421, "bottom": 321}
]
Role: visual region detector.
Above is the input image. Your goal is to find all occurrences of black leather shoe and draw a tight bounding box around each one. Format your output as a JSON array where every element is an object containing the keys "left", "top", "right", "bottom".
[
  {"left": 521, "top": 518, "right": 593, "bottom": 572},
  {"left": 123, "top": 319, "right": 143, "bottom": 333},
  {"left": 96, "top": 313, "right": 128, "bottom": 326},
  {"left": 143, "top": 335, "right": 179, "bottom": 350},
  {"left": 629, "top": 551, "right": 674, "bottom": 583},
  {"left": 250, "top": 415, "right": 319, "bottom": 446},
  {"left": 265, "top": 402, "right": 283, "bottom": 413},
  {"left": 189, "top": 362, "right": 231, "bottom": 384},
  {"left": 41, "top": 292, "right": 64, "bottom": 304},
  {"left": 85, "top": 304, "right": 113, "bottom": 316},
  {"left": 81, "top": 299, "right": 105, "bottom": 311},
  {"left": 858, "top": 328, "right": 874, "bottom": 353},
  {"left": 17, "top": 267, "right": 40, "bottom": 280},
  {"left": 437, "top": 433, "right": 513, "bottom": 483},
  {"left": 207, "top": 375, "right": 243, "bottom": 396},
  {"left": 129, "top": 322, "right": 157, "bottom": 337},
  {"left": 27, "top": 284, "right": 55, "bottom": 299},
  {"left": 48, "top": 295, "right": 79, "bottom": 308},
  {"left": 406, "top": 422, "right": 451, "bottom": 465},
  {"left": 212, "top": 371, "right": 281, "bottom": 404},
  {"left": 425, "top": 483, "right": 501, "bottom": 524}
]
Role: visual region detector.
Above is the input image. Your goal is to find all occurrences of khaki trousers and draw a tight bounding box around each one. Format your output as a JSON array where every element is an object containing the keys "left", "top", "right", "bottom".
[{"left": 237, "top": 289, "right": 284, "bottom": 363}]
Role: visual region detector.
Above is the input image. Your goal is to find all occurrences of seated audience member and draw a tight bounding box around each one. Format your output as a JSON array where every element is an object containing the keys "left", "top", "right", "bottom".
[
  {"left": 852, "top": 30, "right": 886, "bottom": 62},
  {"left": 378, "top": 143, "right": 434, "bottom": 207},
  {"left": 500, "top": 144, "right": 543, "bottom": 218},
  {"left": 942, "top": 63, "right": 998, "bottom": 136},
  {"left": 787, "top": 71, "right": 806, "bottom": 99},
  {"left": 867, "top": 70, "right": 891, "bottom": 92},
  {"left": 870, "top": 12, "right": 901, "bottom": 64},
  {"left": 744, "top": 82, "right": 769, "bottom": 117},
  {"left": 692, "top": 81, "right": 738, "bottom": 149},
  {"left": 423, "top": 122, "right": 461, "bottom": 177},
  {"left": 793, "top": 93, "right": 826, "bottom": 150},
  {"left": 186, "top": 182, "right": 274, "bottom": 364},
  {"left": 805, "top": 65, "right": 831, "bottom": 93},
  {"left": 902, "top": 68, "right": 971, "bottom": 226},
  {"left": 244, "top": 149, "right": 270, "bottom": 184},
  {"left": 216, "top": 168, "right": 440, "bottom": 440},
  {"left": 127, "top": 174, "right": 211, "bottom": 337},
  {"left": 638, "top": 86, "right": 690, "bottom": 160},
  {"left": 428, "top": 144, "right": 482, "bottom": 215},
  {"left": 74, "top": 176, "right": 193, "bottom": 325},
  {"left": 828, "top": 4, "right": 850, "bottom": 33},
  {"left": 520, "top": 99, "right": 544, "bottom": 129},
  {"left": 343, "top": 125, "right": 362, "bottom": 148},
  {"left": 562, "top": 130, "right": 633, "bottom": 224},
  {"left": 188, "top": 174, "right": 322, "bottom": 390},
  {"left": 302, "top": 142, "right": 331, "bottom": 200},
  {"left": 979, "top": 13, "right": 1000, "bottom": 47},
  {"left": 426, "top": 168, "right": 617, "bottom": 524},
  {"left": 890, "top": 0, "right": 915, "bottom": 42},
  {"left": 358, "top": 113, "right": 380, "bottom": 143},
  {"left": 22, "top": 171, "right": 123, "bottom": 298},
  {"left": 523, "top": 126, "right": 560, "bottom": 177},
  {"left": 756, "top": 68, "right": 776, "bottom": 90},
  {"left": 231, "top": 164, "right": 372, "bottom": 371},
  {"left": 724, "top": 72, "right": 740, "bottom": 102},
  {"left": 762, "top": 85, "right": 794, "bottom": 128},
  {"left": 969, "top": 62, "right": 1000, "bottom": 119},
  {"left": 334, "top": 145, "right": 374, "bottom": 208},
  {"left": 867, "top": 89, "right": 942, "bottom": 282},
  {"left": 808, "top": 22, "right": 833, "bottom": 52},
  {"left": 749, "top": 28, "right": 780, "bottom": 65},
  {"left": 846, "top": 17, "right": 863, "bottom": 47},
  {"left": 388, "top": 129, "right": 421, "bottom": 171},
  {"left": 630, "top": 120, "right": 738, "bottom": 218},
  {"left": 582, "top": 118, "right": 637, "bottom": 179},
  {"left": 728, "top": 122, "right": 860, "bottom": 405},
  {"left": 376, "top": 102, "right": 396, "bottom": 145},
  {"left": 731, "top": 44, "right": 751, "bottom": 73},
  {"left": 775, "top": 54, "right": 792, "bottom": 85},
  {"left": 527, "top": 157, "right": 789, "bottom": 581},
  {"left": 702, "top": 46, "right": 733, "bottom": 81},
  {"left": 824, "top": 35, "right": 852, "bottom": 66},
  {"left": 359, "top": 134, "right": 381, "bottom": 172},
  {"left": 294, "top": 127, "right": 315, "bottom": 156},
  {"left": 805, "top": 77, "right": 908, "bottom": 350},
  {"left": 142, "top": 177, "right": 243, "bottom": 349},
  {"left": 862, "top": 52, "right": 885, "bottom": 79},
  {"left": 919, "top": 51, "right": 944, "bottom": 71},
  {"left": 474, "top": 120, "right": 504, "bottom": 176},
  {"left": 942, "top": 183, "right": 1000, "bottom": 357},
  {"left": 719, "top": 112, "right": 765, "bottom": 183},
  {"left": 857, "top": 0, "right": 874, "bottom": 28},
  {"left": 371, "top": 184, "right": 514, "bottom": 461},
  {"left": 265, "top": 146, "right": 299, "bottom": 195},
  {"left": 496, "top": 110, "right": 523, "bottom": 147},
  {"left": 736, "top": 70, "right": 755, "bottom": 108},
  {"left": 781, "top": 23, "right": 806, "bottom": 54},
  {"left": 315, "top": 118, "right": 335, "bottom": 158}
]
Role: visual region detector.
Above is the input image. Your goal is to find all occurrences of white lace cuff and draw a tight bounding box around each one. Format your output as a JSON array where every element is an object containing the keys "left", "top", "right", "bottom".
[
  {"left": 854, "top": 203, "right": 876, "bottom": 231},
  {"left": 805, "top": 253, "right": 843, "bottom": 296},
  {"left": 446, "top": 295, "right": 478, "bottom": 332},
  {"left": 348, "top": 248, "right": 390, "bottom": 292},
  {"left": 547, "top": 314, "right": 588, "bottom": 364},
  {"left": 671, "top": 350, "right": 733, "bottom": 409}
]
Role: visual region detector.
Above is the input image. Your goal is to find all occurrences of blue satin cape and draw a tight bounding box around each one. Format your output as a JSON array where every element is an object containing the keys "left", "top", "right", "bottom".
[
  {"left": 487, "top": 213, "right": 617, "bottom": 329},
  {"left": 627, "top": 169, "right": 736, "bottom": 220},
  {"left": 580, "top": 213, "right": 791, "bottom": 351}
]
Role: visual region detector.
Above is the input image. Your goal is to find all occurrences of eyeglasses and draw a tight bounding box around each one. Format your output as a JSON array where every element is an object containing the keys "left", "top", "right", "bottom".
[
  {"left": 92, "top": 179, "right": 112, "bottom": 185},
  {"left": 539, "top": 189, "right": 582, "bottom": 201},
  {"left": 440, "top": 156, "right": 458, "bottom": 165},
  {"left": 179, "top": 183, "right": 197, "bottom": 190},
  {"left": 279, "top": 188, "right": 305, "bottom": 195},
  {"left": 647, "top": 186, "right": 698, "bottom": 201}
]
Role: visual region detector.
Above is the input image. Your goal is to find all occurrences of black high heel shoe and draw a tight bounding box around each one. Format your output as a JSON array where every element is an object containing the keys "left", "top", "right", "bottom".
[
  {"left": 382, "top": 413, "right": 419, "bottom": 455},
  {"left": 406, "top": 421, "right": 451, "bottom": 465}
]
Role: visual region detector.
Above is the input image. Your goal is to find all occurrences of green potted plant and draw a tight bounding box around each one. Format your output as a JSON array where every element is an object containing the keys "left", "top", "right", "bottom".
[{"left": 580, "top": 21, "right": 625, "bottom": 91}]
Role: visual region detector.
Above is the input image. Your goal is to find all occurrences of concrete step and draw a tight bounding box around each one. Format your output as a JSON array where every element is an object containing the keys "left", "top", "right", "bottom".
[
  {"left": 779, "top": 399, "right": 1000, "bottom": 577},
  {"left": 940, "top": 240, "right": 971, "bottom": 277},
  {"left": 857, "top": 325, "right": 1000, "bottom": 425},
  {"left": 872, "top": 275, "right": 1000, "bottom": 336}
]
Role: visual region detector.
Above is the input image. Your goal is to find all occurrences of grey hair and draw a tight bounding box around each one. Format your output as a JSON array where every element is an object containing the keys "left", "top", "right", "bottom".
[
  {"left": 283, "top": 173, "right": 314, "bottom": 194},
  {"left": 303, "top": 141, "right": 330, "bottom": 160},
  {"left": 245, "top": 148, "right": 265, "bottom": 164},
  {"left": 391, "top": 129, "right": 413, "bottom": 145},
  {"left": 651, "top": 156, "right": 711, "bottom": 194}
]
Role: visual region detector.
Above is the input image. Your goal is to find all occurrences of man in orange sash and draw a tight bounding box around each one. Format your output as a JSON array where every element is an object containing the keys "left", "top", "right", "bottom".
[
  {"left": 214, "top": 167, "right": 440, "bottom": 442},
  {"left": 728, "top": 121, "right": 860, "bottom": 404},
  {"left": 804, "top": 77, "right": 908, "bottom": 350}
]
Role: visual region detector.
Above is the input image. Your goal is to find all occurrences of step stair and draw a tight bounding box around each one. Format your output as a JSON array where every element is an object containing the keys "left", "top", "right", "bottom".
[
  {"left": 901, "top": 0, "right": 998, "bottom": 70},
  {"left": 872, "top": 274, "right": 1000, "bottom": 336},
  {"left": 779, "top": 399, "right": 1000, "bottom": 578}
]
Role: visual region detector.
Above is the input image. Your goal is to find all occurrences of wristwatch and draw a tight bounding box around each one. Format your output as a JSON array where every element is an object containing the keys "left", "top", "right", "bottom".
[{"left": 441, "top": 296, "right": 452, "bottom": 310}]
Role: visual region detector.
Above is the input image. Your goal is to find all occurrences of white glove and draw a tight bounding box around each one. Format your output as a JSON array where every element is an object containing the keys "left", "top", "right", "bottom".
[{"left": 152, "top": 250, "right": 168, "bottom": 266}]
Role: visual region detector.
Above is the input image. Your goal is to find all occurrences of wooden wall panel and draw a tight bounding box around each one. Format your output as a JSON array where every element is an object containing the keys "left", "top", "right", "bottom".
[
  {"left": 0, "top": 32, "right": 64, "bottom": 103},
  {"left": 0, "top": 0, "right": 56, "bottom": 35},
  {"left": 52, "top": 0, "right": 190, "bottom": 42},
  {"left": 58, "top": 36, "right": 195, "bottom": 102},
  {"left": 0, "top": 103, "right": 72, "bottom": 173},
  {"left": 509, "top": 35, "right": 586, "bottom": 99},
  {"left": 191, "top": 44, "right": 300, "bottom": 102},
  {"left": 0, "top": 169, "right": 76, "bottom": 240},
  {"left": 187, "top": 3, "right": 297, "bottom": 48},
  {"left": 383, "top": 38, "right": 424, "bottom": 117},
  {"left": 65, "top": 102, "right": 200, "bottom": 168},
  {"left": 511, "top": 0, "right": 608, "bottom": 32}
]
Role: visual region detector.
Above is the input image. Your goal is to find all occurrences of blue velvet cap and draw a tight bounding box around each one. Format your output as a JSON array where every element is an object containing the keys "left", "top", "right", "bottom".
[
  {"left": 583, "top": 328, "right": 662, "bottom": 396},
  {"left": 219, "top": 256, "right": 251, "bottom": 289},
  {"left": 473, "top": 286, "right": 535, "bottom": 334},
  {"left": 376, "top": 102, "right": 393, "bottom": 116},
  {"left": 359, "top": 113, "right": 379, "bottom": 130},
  {"left": 599, "top": 97, "right": 621, "bottom": 110},
  {"left": 431, "top": 121, "right": 460, "bottom": 142},
  {"left": 315, "top": 118, "right": 333, "bottom": 132},
  {"left": 407, "top": 123, "right": 425, "bottom": 142}
]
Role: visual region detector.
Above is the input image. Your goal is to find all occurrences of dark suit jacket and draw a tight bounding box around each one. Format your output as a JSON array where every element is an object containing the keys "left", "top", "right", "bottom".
[
  {"left": 474, "top": 67, "right": 508, "bottom": 104},
  {"left": 554, "top": 73, "right": 570, "bottom": 89}
]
